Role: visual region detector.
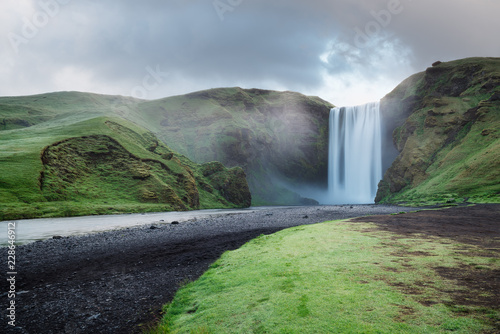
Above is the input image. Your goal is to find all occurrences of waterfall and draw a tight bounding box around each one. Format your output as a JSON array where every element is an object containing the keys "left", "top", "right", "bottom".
[{"left": 328, "top": 102, "right": 382, "bottom": 204}]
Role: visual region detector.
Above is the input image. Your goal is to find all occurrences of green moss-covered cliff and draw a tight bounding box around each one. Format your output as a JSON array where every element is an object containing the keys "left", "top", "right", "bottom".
[
  {"left": 136, "top": 88, "right": 334, "bottom": 205},
  {"left": 0, "top": 88, "right": 333, "bottom": 213},
  {"left": 376, "top": 57, "right": 500, "bottom": 205},
  {"left": 0, "top": 103, "right": 251, "bottom": 220}
]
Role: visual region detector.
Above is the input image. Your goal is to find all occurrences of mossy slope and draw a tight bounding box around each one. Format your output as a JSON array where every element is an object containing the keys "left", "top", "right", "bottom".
[
  {"left": 377, "top": 57, "right": 500, "bottom": 205},
  {"left": 136, "top": 88, "right": 334, "bottom": 205},
  {"left": 0, "top": 112, "right": 250, "bottom": 220},
  {"left": 0, "top": 89, "right": 333, "bottom": 207}
]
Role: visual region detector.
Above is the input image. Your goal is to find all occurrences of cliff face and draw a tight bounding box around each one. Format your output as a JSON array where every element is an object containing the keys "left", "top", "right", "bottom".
[
  {"left": 376, "top": 58, "right": 500, "bottom": 205},
  {"left": 138, "top": 88, "right": 334, "bottom": 205}
]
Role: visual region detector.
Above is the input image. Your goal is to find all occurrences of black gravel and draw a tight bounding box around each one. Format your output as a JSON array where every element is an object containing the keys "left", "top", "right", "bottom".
[{"left": 1, "top": 205, "right": 419, "bottom": 334}]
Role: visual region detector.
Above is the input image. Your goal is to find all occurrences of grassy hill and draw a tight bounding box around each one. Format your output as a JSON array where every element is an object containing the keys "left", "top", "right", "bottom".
[
  {"left": 0, "top": 93, "right": 251, "bottom": 220},
  {"left": 0, "top": 89, "right": 334, "bottom": 211},
  {"left": 377, "top": 57, "right": 500, "bottom": 205},
  {"left": 135, "top": 88, "right": 334, "bottom": 205}
]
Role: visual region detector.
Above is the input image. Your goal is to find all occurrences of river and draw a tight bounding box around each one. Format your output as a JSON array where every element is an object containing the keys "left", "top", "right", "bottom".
[{"left": 0, "top": 207, "right": 266, "bottom": 246}]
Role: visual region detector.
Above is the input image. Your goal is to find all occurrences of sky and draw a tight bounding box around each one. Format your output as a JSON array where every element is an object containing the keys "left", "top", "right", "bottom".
[{"left": 1, "top": 0, "right": 499, "bottom": 107}]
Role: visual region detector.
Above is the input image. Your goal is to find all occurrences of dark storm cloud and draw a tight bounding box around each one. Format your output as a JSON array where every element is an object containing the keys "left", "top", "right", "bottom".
[{"left": 1, "top": 0, "right": 499, "bottom": 104}]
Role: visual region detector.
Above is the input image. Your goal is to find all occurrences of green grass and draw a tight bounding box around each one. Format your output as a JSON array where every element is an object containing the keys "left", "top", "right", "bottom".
[{"left": 149, "top": 219, "right": 499, "bottom": 333}]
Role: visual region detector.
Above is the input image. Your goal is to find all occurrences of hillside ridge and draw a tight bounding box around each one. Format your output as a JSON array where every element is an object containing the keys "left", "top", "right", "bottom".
[
  {"left": 0, "top": 114, "right": 251, "bottom": 220},
  {"left": 377, "top": 57, "right": 500, "bottom": 205}
]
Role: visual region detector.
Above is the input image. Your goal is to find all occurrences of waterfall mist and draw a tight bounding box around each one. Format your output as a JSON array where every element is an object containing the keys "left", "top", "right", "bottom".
[{"left": 328, "top": 102, "right": 382, "bottom": 204}]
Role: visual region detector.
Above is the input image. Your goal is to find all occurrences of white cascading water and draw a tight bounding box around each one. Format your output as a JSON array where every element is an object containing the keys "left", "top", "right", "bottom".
[{"left": 328, "top": 102, "right": 382, "bottom": 204}]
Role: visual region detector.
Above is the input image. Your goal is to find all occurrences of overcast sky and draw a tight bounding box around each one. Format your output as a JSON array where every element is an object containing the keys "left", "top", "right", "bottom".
[{"left": 1, "top": 0, "right": 499, "bottom": 106}]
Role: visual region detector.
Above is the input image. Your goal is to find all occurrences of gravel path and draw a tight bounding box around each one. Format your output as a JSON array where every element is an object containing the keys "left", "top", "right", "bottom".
[{"left": 1, "top": 205, "right": 419, "bottom": 334}]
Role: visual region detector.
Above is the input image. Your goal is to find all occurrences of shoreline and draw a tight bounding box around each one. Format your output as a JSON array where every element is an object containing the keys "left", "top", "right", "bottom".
[
  {"left": 0, "top": 207, "right": 266, "bottom": 246},
  {"left": 0, "top": 204, "right": 415, "bottom": 247}
]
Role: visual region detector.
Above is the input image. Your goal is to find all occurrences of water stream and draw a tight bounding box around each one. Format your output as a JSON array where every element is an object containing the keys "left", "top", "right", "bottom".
[{"left": 0, "top": 208, "right": 263, "bottom": 246}]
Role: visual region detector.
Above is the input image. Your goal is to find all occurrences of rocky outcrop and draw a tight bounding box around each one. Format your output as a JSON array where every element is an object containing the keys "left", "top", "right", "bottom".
[
  {"left": 376, "top": 57, "right": 500, "bottom": 204},
  {"left": 200, "top": 162, "right": 252, "bottom": 208}
]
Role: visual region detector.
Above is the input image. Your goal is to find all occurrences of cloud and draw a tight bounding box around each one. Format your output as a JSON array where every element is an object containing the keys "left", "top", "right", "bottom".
[{"left": 0, "top": 0, "right": 498, "bottom": 105}]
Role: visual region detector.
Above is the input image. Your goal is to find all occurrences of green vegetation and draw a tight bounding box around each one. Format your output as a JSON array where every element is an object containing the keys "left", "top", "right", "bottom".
[
  {"left": 147, "top": 218, "right": 499, "bottom": 333},
  {"left": 0, "top": 89, "right": 333, "bottom": 209},
  {"left": 2, "top": 58, "right": 498, "bottom": 214},
  {"left": 377, "top": 57, "right": 500, "bottom": 205},
  {"left": 0, "top": 94, "right": 250, "bottom": 220},
  {"left": 136, "top": 88, "right": 334, "bottom": 206}
]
